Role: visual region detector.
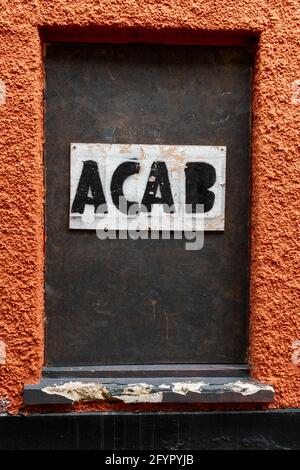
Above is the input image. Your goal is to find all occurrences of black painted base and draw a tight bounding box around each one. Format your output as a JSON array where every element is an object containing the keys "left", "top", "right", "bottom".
[{"left": 0, "top": 410, "right": 299, "bottom": 450}]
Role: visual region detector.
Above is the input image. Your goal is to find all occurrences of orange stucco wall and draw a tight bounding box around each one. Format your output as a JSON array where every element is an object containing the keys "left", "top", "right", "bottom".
[{"left": 0, "top": 1, "right": 299, "bottom": 414}]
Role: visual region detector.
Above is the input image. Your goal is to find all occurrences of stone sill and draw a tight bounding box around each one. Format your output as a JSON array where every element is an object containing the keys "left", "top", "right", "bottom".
[{"left": 24, "top": 376, "right": 274, "bottom": 405}]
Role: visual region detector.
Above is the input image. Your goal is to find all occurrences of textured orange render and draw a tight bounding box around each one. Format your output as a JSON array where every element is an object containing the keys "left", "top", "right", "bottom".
[{"left": 0, "top": 1, "right": 299, "bottom": 414}]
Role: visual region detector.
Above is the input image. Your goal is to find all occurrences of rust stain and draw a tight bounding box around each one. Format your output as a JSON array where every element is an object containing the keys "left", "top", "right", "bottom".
[
  {"left": 149, "top": 298, "right": 157, "bottom": 321},
  {"left": 119, "top": 144, "right": 132, "bottom": 154}
]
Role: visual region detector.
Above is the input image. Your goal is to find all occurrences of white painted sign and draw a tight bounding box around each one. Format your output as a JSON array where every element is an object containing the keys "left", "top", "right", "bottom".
[{"left": 70, "top": 144, "right": 226, "bottom": 231}]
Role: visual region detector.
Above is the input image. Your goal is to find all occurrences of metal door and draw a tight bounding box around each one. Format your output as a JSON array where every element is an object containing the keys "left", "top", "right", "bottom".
[{"left": 45, "top": 44, "right": 252, "bottom": 366}]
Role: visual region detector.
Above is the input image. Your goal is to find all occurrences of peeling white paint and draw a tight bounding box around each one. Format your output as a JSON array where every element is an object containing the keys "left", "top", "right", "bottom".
[
  {"left": 0, "top": 80, "right": 6, "bottom": 105},
  {"left": 0, "top": 341, "right": 6, "bottom": 365},
  {"left": 120, "top": 392, "right": 163, "bottom": 403},
  {"left": 224, "top": 381, "right": 274, "bottom": 396},
  {"left": 121, "top": 383, "right": 163, "bottom": 403},
  {"left": 291, "top": 339, "right": 300, "bottom": 365},
  {"left": 172, "top": 381, "right": 206, "bottom": 395},
  {"left": 291, "top": 79, "right": 300, "bottom": 104},
  {"left": 122, "top": 383, "right": 153, "bottom": 395},
  {"left": 42, "top": 382, "right": 108, "bottom": 402},
  {"left": 42, "top": 381, "right": 164, "bottom": 403}
]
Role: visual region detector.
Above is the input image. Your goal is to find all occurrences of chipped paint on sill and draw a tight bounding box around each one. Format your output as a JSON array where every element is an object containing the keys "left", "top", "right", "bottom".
[
  {"left": 40, "top": 379, "right": 275, "bottom": 404},
  {"left": 224, "top": 380, "right": 274, "bottom": 396},
  {"left": 42, "top": 381, "right": 164, "bottom": 403},
  {"left": 42, "top": 382, "right": 109, "bottom": 402},
  {"left": 171, "top": 381, "right": 206, "bottom": 395}
]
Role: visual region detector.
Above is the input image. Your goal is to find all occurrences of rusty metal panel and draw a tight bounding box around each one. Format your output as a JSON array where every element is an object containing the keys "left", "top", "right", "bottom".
[{"left": 45, "top": 44, "right": 252, "bottom": 366}]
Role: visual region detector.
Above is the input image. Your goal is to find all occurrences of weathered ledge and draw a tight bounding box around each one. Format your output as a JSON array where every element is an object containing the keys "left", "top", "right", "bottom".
[{"left": 24, "top": 377, "right": 274, "bottom": 405}]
